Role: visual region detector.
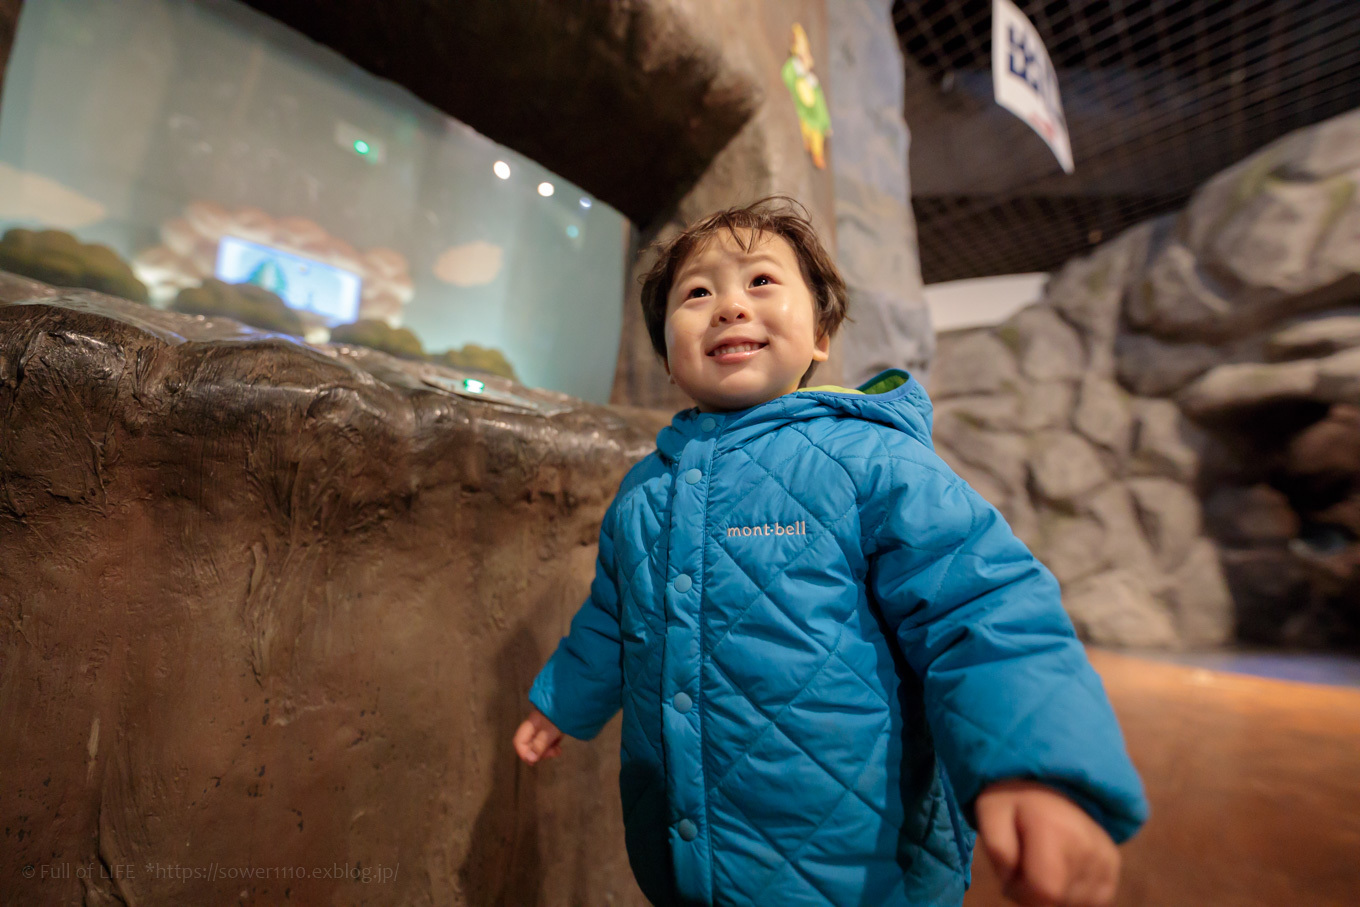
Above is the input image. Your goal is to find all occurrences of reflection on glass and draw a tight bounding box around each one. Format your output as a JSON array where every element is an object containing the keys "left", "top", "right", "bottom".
[
  {"left": 0, "top": 0, "right": 627, "bottom": 403},
  {"left": 215, "top": 236, "right": 362, "bottom": 324}
]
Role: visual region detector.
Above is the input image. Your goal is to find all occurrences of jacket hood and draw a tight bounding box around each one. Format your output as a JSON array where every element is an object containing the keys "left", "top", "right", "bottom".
[{"left": 656, "top": 368, "right": 934, "bottom": 465}]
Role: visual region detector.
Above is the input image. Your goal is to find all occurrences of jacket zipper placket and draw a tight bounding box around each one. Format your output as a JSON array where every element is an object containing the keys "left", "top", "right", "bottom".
[{"left": 698, "top": 431, "right": 718, "bottom": 906}]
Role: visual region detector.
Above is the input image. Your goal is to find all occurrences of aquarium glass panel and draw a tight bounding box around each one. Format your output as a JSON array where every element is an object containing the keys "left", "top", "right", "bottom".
[{"left": 0, "top": 0, "right": 628, "bottom": 403}]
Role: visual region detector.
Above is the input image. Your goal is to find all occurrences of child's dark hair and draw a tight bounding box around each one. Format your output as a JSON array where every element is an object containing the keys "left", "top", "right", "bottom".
[{"left": 638, "top": 196, "right": 851, "bottom": 388}]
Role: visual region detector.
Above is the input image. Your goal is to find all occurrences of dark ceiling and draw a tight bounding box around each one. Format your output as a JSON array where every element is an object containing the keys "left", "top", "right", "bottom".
[{"left": 892, "top": 0, "right": 1360, "bottom": 283}]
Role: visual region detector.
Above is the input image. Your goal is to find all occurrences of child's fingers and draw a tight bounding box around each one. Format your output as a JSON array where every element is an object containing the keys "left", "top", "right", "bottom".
[
  {"left": 513, "top": 711, "right": 564, "bottom": 764},
  {"left": 531, "top": 725, "right": 561, "bottom": 759},
  {"left": 513, "top": 722, "right": 541, "bottom": 763},
  {"left": 1062, "top": 837, "right": 1119, "bottom": 907},
  {"left": 1007, "top": 820, "right": 1068, "bottom": 907},
  {"left": 977, "top": 796, "right": 1021, "bottom": 884},
  {"left": 1064, "top": 869, "right": 1114, "bottom": 907}
]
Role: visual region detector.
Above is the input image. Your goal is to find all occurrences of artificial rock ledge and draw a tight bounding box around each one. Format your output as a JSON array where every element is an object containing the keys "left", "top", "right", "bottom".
[
  {"left": 0, "top": 272, "right": 663, "bottom": 906},
  {"left": 929, "top": 107, "right": 1360, "bottom": 650}
]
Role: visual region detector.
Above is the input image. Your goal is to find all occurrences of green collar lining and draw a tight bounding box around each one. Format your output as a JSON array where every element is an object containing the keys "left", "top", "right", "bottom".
[{"left": 795, "top": 369, "right": 911, "bottom": 397}]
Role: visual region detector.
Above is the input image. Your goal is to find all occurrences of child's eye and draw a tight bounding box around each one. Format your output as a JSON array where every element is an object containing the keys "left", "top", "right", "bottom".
[
  {"left": 686, "top": 287, "right": 710, "bottom": 299},
  {"left": 751, "top": 274, "right": 773, "bottom": 287}
]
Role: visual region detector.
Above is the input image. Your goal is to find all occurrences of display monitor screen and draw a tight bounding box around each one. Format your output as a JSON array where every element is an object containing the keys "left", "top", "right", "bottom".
[{"left": 215, "top": 235, "right": 362, "bottom": 323}]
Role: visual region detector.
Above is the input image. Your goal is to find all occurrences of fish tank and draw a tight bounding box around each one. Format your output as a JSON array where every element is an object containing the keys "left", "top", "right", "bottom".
[
  {"left": 215, "top": 236, "right": 364, "bottom": 324},
  {"left": 0, "top": 0, "right": 628, "bottom": 404}
]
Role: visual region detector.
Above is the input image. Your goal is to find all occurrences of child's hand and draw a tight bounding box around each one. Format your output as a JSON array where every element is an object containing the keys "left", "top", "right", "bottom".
[
  {"left": 976, "top": 779, "right": 1121, "bottom": 907},
  {"left": 513, "top": 706, "right": 564, "bottom": 765}
]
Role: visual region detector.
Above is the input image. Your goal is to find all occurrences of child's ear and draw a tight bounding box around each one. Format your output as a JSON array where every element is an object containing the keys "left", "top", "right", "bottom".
[{"left": 811, "top": 329, "right": 830, "bottom": 363}]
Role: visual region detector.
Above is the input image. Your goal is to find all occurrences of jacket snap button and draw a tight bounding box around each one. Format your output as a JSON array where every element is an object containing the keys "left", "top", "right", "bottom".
[
  {"left": 700, "top": 417, "right": 716, "bottom": 432},
  {"left": 673, "top": 692, "right": 692, "bottom": 713},
  {"left": 674, "top": 573, "right": 692, "bottom": 593},
  {"left": 677, "top": 818, "right": 698, "bottom": 841},
  {"left": 684, "top": 468, "right": 702, "bottom": 484}
]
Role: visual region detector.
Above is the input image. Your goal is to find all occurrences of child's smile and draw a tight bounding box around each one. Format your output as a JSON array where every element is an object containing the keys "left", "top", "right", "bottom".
[
  {"left": 662, "top": 228, "right": 828, "bottom": 412},
  {"left": 707, "top": 338, "right": 767, "bottom": 363}
]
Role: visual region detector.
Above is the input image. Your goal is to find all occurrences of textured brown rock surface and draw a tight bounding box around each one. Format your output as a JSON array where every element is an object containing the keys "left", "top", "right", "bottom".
[
  {"left": 0, "top": 274, "right": 664, "bottom": 905},
  {"left": 0, "top": 0, "right": 19, "bottom": 104},
  {"left": 965, "top": 651, "right": 1360, "bottom": 907}
]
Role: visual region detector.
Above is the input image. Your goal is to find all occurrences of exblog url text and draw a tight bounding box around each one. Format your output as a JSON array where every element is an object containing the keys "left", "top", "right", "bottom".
[{"left": 21, "top": 862, "right": 399, "bottom": 884}]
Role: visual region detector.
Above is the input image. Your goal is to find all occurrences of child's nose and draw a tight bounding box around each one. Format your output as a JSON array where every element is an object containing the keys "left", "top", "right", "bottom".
[{"left": 711, "top": 296, "right": 751, "bottom": 324}]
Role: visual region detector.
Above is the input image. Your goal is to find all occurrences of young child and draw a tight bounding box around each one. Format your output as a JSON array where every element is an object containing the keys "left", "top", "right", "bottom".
[{"left": 514, "top": 197, "right": 1148, "bottom": 907}]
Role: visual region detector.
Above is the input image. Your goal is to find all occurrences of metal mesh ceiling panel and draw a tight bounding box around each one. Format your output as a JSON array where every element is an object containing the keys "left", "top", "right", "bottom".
[{"left": 892, "top": 0, "right": 1360, "bottom": 283}]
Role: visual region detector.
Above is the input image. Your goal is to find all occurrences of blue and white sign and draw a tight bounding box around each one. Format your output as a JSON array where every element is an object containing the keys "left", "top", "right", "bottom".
[
  {"left": 215, "top": 235, "right": 363, "bottom": 324},
  {"left": 992, "top": 0, "right": 1073, "bottom": 173}
]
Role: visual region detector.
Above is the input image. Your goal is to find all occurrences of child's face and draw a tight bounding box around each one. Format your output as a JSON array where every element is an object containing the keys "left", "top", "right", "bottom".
[{"left": 662, "top": 228, "right": 829, "bottom": 413}]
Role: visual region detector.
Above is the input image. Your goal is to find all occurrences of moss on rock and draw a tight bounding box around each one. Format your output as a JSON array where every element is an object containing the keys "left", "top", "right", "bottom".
[
  {"left": 330, "top": 319, "right": 426, "bottom": 360},
  {"left": 0, "top": 228, "right": 149, "bottom": 303},
  {"left": 170, "top": 279, "right": 305, "bottom": 335},
  {"left": 432, "top": 344, "right": 518, "bottom": 381}
]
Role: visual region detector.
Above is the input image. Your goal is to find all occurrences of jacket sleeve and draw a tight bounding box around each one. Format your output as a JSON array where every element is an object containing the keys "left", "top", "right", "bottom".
[
  {"left": 864, "top": 450, "right": 1150, "bottom": 844},
  {"left": 527, "top": 494, "right": 624, "bottom": 741}
]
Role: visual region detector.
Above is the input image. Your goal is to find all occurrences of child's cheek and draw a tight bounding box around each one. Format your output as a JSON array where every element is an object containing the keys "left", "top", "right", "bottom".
[
  {"left": 664, "top": 316, "right": 694, "bottom": 361},
  {"left": 662, "top": 321, "right": 677, "bottom": 361}
]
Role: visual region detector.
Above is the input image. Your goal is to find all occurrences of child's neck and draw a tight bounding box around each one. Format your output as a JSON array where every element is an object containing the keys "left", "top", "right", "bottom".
[{"left": 696, "top": 394, "right": 788, "bottom": 414}]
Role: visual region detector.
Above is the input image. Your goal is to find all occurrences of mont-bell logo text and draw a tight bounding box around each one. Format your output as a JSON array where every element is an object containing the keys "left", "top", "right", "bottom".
[{"left": 727, "top": 521, "right": 806, "bottom": 538}]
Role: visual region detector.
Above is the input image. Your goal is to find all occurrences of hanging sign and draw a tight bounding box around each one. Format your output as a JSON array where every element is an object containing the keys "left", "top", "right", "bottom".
[{"left": 992, "top": 0, "right": 1073, "bottom": 173}]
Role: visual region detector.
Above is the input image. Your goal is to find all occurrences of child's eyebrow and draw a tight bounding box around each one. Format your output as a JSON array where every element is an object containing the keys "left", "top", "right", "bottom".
[{"left": 737, "top": 252, "right": 783, "bottom": 270}]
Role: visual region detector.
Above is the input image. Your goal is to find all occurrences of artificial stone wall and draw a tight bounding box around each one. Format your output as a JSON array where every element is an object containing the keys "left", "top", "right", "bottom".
[
  {"left": 929, "top": 108, "right": 1360, "bottom": 649},
  {"left": 605, "top": 0, "right": 938, "bottom": 407},
  {"left": 0, "top": 0, "right": 18, "bottom": 101},
  {"left": 611, "top": 0, "right": 845, "bottom": 409},
  {"left": 825, "top": 0, "right": 934, "bottom": 388},
  {"left": 0, "top": 274, "right": 665, "bottom": 905}
]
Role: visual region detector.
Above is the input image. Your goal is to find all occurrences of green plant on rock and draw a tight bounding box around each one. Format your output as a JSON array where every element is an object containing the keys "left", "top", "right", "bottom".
[
  {"left": 0, "top": 227, "right": 149, "bottom": 302},
  {"left": 1234, "top": 152, "right": 1283, "bottom": 208},
  {"left": 996, "top": 323, "right": 1022, "bottom": 352},
  {"left": 329, "top": 319, "right": 425, "bottom": 360},
  {"left": 954, "top": 410, "right": 986, "bottom": 430},
  {"left": 1203, "top": 151, "right": 1284, "bottom": 244},
  {"left": 170, "top": 278, "right": 305, "bottom": 335},
  {"left": 1084, "top": 263, "right": 1109, "bottom": 295},
  {"left": 432, "top": 343, "right": 518, "bottom": 381},
  {"left": 1318, "top": 174, "right": 1356, "bottom": 240}
]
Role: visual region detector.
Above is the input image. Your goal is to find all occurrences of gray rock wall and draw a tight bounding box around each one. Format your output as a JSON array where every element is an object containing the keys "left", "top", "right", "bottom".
[
  {"left": 825, "top": 0, "right": 934, "bottom": 388},
  {"left": 615, "top": 0, "right": 938, "bottom": 406},
  {"left": 929, "top": 108, "right": 1360, "bottom": 650},
  {"left": 611, "top": 0, "right": 845, "bottom": 408}
]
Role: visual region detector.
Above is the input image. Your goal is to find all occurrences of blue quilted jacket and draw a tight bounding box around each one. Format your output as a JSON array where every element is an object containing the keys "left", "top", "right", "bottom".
[{"left": 529, "top": 368, "right": 1148, "bottom": 906}]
